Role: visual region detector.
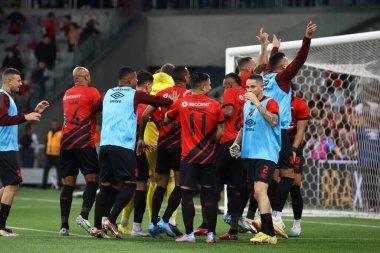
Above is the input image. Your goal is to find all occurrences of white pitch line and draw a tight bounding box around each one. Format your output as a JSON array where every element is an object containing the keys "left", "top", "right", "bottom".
[
  {"left": 283, "top": 218, "right": 380, "bottom": 229},
  {"left": 8, "top": 226, "right": 88, "bottom": 237},
  {"left": 15, "top": 197, "right": 81, "bottom": 205},
  {"left": 292, "top": 237, "right": 380, "bottom": 241}
]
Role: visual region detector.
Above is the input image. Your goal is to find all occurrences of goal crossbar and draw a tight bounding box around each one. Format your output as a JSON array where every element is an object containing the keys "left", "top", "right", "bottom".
[{"left": 225, "top": 30, "right": 380, "bottom": 74}]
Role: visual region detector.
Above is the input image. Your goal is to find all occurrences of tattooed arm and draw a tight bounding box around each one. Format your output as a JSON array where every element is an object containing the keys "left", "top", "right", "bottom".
[{"left": 257, "top": 104, "right": 279, "bottom": 127}]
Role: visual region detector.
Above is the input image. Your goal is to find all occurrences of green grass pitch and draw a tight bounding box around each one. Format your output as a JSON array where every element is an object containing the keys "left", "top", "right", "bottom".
[{"left": 1, "top": 188, "right": 380, "bottom": 253}]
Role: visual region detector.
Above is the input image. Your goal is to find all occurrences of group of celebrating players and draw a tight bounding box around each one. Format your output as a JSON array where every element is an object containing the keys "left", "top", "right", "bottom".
[{"left": 0, "top": 21, "right": 317, "bottom": 245}]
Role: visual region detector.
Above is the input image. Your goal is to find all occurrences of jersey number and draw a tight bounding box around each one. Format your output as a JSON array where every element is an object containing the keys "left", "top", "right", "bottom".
[
  {"left": 189, "top": 113, "right": 206, "bottom": 136},
  {"left": 70, "top": 107, "right": 82, "bottom": 126}
]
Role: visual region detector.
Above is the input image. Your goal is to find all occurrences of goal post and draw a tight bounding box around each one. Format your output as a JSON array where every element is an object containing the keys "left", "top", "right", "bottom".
[{"left": 224, "top": 31, "right": 380, "bottom": 218}]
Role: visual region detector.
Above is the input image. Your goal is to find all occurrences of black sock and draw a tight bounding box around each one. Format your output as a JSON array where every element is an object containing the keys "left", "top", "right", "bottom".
[
  {"left": 108, "top": 183, "right": 136, "bottom": 224},
  {"left": 199, "top": 190, "right": 208, "bottom": 229},
  {"left": 268, "top": 180, "right": 278, "bottom": 207},
  {"left": 106, "top": 187, "right": 118, "bottom": 216},
  {"left": 134, "top": 190, "right": 146, "bottom": 224},
  {"left": 199, "top": 207, "right": 208, "bottom": 229},
  {"left": 80, "top": 181, "right": 98, "bottom": 220},
  {"left": 0, "top": 203, "right": 11, "bottom": 230},
  {"left": 94, "top": 185, "right": 112, "bottom": 229},
  {"left": 163, "top": 186, "right": 181, "bottom": 223},
  {"left": 151, "top": 186, "right": 166, "bottom": 225},
  {"left": 273, "top": 177, "right": 294, "bottom": 212},
  {"left": 181, "top": 188, "right": 195, "bottom": 235},
  {"left": 60, "top": 185, "right": 75, "bottom": 229},
  {"left": 290, "top": 185, "right": 303, "bottom": 220},
  {"left": 246, "top": 193, "right": 258, "bottom": 219},
  {"left": 261, "top": 213, "right": 275, "bottom": 236},
  {"left": 227, "top": 186, "right": 242, "bottom": 234},
  {"left": 201, "top": 187, "right": 217, "bottom": 234},
  {"left": 239, "top": 186, "right": 250, "bottom": 216}
]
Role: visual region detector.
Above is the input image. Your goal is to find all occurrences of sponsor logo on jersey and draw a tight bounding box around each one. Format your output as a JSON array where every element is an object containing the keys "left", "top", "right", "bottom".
[
  {"left": 63, "top": 94, "right": 81, "bottom": 100},
  {"left": 110, "top": 92, "right": 125, "bottom": 99}
]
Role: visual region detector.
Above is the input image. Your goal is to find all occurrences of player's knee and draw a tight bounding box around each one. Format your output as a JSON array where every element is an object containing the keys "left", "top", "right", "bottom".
[
  {"left": 63, "top": 176, "right": 76, "bottom": 186},
  {"left": 253, "top": 185, "right": 267, "bottom": 199},
  {"left": 84, "top": 173, "right": 99, "bottom": 182},
  {"left": 280, "top": 168, "right": 294, "bottom": 178},
  {"left": 100, "top": 182, "right": 111, "bottom": 187},
  {"left": 157, "top": 174, "right": 170, "bottom": 187},
  {"left": 293, "top": 174, "right": 302, "bottom": 186},
  {"left": 136, "top": 181, "right": 147, "bottom": 190}
]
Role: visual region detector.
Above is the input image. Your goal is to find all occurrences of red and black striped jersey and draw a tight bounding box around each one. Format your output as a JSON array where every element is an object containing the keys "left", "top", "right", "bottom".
[
  {"left": 287, "top": 96, "right": 309, "bottom": 146},
  {"left": 155, "top": 86, "right": 188, "bottom": 149},
  {"left": 167, "top": 94, "right": 225, "bottom": 164},
  {"left": 136, "top": 103, "right": 148, "bottom": 140},
  {"left": 61, "top": 85, "right": 100, "bottom": 150},
  {"left": 220, "top": 87, "right": 246, "bottom": 144}
]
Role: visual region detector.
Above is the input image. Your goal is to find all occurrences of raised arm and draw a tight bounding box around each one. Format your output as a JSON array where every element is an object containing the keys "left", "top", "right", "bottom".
[
  {"left": 255, "top": 28, "right": 269, "bottom": 68},
  {"left": 276, "top": 22, "right": 317, "bottom": 88}
]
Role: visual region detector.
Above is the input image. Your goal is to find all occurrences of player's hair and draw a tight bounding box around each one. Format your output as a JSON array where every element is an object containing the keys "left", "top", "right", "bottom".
[
  {"left": 2, "top": 68, "right": 20, "bottom": 79},
  {"left": 118, "top": 66, "right": 135, "bottom": 81},
  {"left": 269, "top": 52, "right": 286, "bottom": 69},
  {"left": 224, "top": 72, "right": 241, "bottom": 86},
  {"left": 237, "top": 57, "right": 252, "bottom": 70},
  {"left": 247, "top": 73, "right": 263, "bottom": 84},
  {"left": 190, "top": 72, "right": 210, "bottom": 89},
  {"left": 137, "top": 71, "right": 153, "bottom": 86},
  {"left": 172, "top": 66, "right": 188, "bottom": 83},
  {"left": 160, "top": 63, "right": 175, "bottom": 76}
]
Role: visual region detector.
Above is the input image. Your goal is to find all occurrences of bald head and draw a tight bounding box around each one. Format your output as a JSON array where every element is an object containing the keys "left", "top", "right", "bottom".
[{"left": 73, "top": 66, "right": 90, "bottom": 86}]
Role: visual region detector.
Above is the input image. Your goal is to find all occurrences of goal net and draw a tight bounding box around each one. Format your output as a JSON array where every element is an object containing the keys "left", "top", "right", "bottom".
[{"left": 225, "top": 31, "right": 380, "bottom": 218}]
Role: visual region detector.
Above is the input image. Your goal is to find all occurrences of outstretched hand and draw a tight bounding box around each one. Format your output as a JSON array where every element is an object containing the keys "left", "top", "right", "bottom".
[
  {"left": 272, "top": 34, "right": 281, "bottom": 48},
  {"left": 35, "top": 100, "right": 50, "bottom": 114},
  {"left": 256, "top": 27, "right": 269, "bottom": 46},
  {"left": 305, "top": 21, "right": 317, "bottom": 38},
  {"left": 169, "top": 90, "right": 180, "bottom": 102}
]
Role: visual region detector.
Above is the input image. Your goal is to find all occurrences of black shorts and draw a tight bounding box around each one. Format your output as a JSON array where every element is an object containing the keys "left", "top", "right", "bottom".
[
  {"left": 244, "top": 158, "right": 276, "bottom": 187},
  {"left": 277, "top": 129, "right": 292, "bottom": 169},
  {"left": 60, "top": 148, "right": 99, "bottom": 178},
  {"left": 216, "top": 140, "right": 245, "bottom": 188},
  {"left": 99, "top": 145, "right": 137, "bottom": 184},
  {"left": 155, "top": 145, "right": 181, "bottom": 175},
  {"left": 0, "top": 151, "right": 23, "bottom": 186},
  {"left": 136, "top": 152, "right": 149, "bottom": 181},
  {"left": 180, "top": 161, "right": 216, "bottom": 188}
]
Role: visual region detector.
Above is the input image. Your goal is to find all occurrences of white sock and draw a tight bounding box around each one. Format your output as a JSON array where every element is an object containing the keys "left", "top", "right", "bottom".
[
  {"left": 133, "top": 222, "right": 141, "bottom": 231},
  {"left": 293, "top": 219, "right": 301, "bottom": 228},
  {"left": 120, "top": 218, "right": 129, "bottom": 225},
  {"left": 169, "top": 218, "right": 176, "bottom": 226},
  {"left": 272, "top": 211, "right": 282, "bottom": 222}
]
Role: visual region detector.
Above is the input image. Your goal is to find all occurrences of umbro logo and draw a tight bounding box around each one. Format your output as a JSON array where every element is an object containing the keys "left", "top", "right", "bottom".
[
  {"left": 111, "top": 92, "right": 124, "bottom": 99},
  {"left": 245, "top": 119, "right": 256, "bottom": 127}
]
